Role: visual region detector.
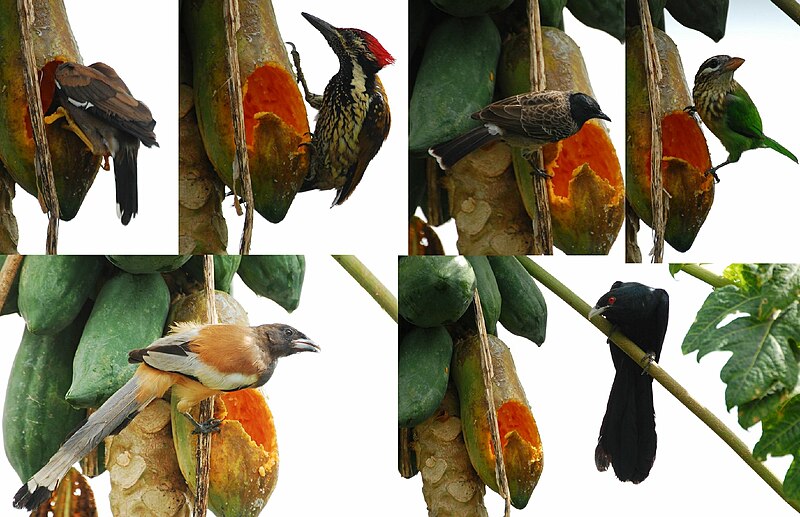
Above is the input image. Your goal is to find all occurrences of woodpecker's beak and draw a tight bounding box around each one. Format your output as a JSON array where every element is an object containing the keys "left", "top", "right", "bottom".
[
  {"left": 725, "top": 57, "right": 745, "bottom": 72},
  {"left": 302, "top": 12, "right": 340, "bottom": 45},
  {"left": 588, "top": 305, "right": 609, "bottom": 320},
  {"left": 291, "top": 337, "right": 320, "bottom": 353}
]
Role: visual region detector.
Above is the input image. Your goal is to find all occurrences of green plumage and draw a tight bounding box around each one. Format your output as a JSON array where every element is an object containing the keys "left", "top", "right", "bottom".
[{"left": 692, "top": 55, "right": 797, "bottom": 180}]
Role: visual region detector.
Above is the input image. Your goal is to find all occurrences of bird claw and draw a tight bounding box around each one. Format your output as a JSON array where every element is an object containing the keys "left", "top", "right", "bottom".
[
  {"left": 182, "top": 412, "right": 222, "bottom": 435},
  {"left": 640, "top": 352, "right": 657, "bottom": 375},
  {"left": 704, "top": 169, "right": 721, "bottom": 183},
  {"left": 683, "top": 105, "right": 697, "bottom": 114},
  {"left": 102, "top": 155, "right": 111, "bottom": 171},
  {"left": 531, "top": 166, "right": 552, "bottom": 179}
]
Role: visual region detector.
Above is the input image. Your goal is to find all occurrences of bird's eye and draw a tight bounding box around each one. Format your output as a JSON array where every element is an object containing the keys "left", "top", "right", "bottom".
[
  {"left": 608, "top": 296, "right": 616, "bottom": 305},
  {"left": 708, "top": 58, "right": 719, "bottom": 69},
  {"left": 284, "top": 328, "right": 293, "bottom": 336}
]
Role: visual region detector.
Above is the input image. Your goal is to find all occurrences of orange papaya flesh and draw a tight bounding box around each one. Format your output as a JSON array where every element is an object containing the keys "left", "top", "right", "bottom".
[
  {"left": 542, "top": 121, "right": 624, "bottom": 254},
  {"left": 625, "top": 27, "right": 713, "bottom": 252},
  {"left": 0, "top": 0, "right": 100, "bottom": 220},
  {"left": 497, "top": 27, "right": 623, "bottom": 254},
  {"left": 183, "top": 0, "right": 309, "bottom": 224},
  {"left": 242, "top": 64, "right": 308, "bottom": 148},
  {"left": 172, "top": 389, "right": 279, "bottom": 517}
]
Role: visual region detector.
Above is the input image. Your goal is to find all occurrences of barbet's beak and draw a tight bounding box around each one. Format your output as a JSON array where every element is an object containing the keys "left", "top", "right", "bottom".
[
  {"left": 725, "top": 56, "right": 745, "bottom": 72},
  {"left": 291, "top": 337, "right": 321, "bottom": 353},
  {"left": 597, "top": 111, "right": 612, "bottom": 122}
]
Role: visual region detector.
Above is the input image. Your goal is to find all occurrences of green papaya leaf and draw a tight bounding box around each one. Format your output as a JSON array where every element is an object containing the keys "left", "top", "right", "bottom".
[
  {"left": 683, "top": 264, "right": 800, "bottom": 410},
  {"left": 568, "top": 0, "right": 624, "bottom": 42}
]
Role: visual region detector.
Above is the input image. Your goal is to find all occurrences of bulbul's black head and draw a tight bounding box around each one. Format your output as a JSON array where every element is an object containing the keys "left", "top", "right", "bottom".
[
  {"left": 569, "top": 92, "right": 611, "bottom": 127},
  {"left": 256, "top": 323, "right": 320, "bottom": 357},
  {"left": 588, "top": 281, "right": 668, "bottom": 326}
]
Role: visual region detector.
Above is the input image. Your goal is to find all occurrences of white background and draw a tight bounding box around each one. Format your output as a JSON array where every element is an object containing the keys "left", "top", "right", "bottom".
[
  {"left": 223, "top": 0, "right": 408, "bottom": 255},
  {"left": 11, "top": 0, "right": 178, "bottom": 254},
  {"left": 0, "top": 255, "right": 398, "bottom": 516}
]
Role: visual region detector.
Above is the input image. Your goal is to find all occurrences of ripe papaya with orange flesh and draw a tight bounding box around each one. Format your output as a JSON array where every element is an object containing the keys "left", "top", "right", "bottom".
[
  {"left": 0, "top": 0, "right": 100, "bottom": 220},
  {"left": 182, "top": 0, "right": 309, "bottom": 223},
  {"left": 626, "top": 27, "right": 713, "bottom": 252},
  {"left": 452, "top": 333, "right": 543, "bottom": 509},
  {"left": 172, "top": 389, "right": 279, "bottom": 517},
  {"left": 497, "top": 27, "right": 624, "bottom": 255}
]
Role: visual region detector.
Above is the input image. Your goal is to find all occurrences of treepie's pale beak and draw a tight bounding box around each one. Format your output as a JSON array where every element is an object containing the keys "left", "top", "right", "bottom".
[{"left": 291, "top": 338, "right": 321, "bottom": 353}]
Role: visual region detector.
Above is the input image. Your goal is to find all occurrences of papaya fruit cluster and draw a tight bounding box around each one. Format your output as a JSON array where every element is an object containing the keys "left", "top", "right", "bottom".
[
  {"left": 180, "top": 0, "right": 310, "bottom": 253},
  {"left": 398, "top": 255, "right": 546, "bottom": 511},
  {"left": 408, "top": 1, "right": 623, "bottom": 255},
  {"left": 1, "top": 254, "right": 304, "bottom": 515}
]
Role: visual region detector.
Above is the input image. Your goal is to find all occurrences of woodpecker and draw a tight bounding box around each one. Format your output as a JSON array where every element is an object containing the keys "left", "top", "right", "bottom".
[
  {"left": 428, "top": 90, "right": 610, "bottom": 171},
  {"left": 46, "top": 62, "right": 158, "bottom": 225},
  {"left": 291, "top": 12, "right": 394, "bottom": 206},
  {"left": 690, "top": 55, "right": 797, "bottom": 182}
]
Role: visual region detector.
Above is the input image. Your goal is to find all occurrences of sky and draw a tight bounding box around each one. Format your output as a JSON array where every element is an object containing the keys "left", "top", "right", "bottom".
[
  {"left": 0, "top": 254, "right": 398, "bottom": 516},
  {"left": 12, "top": 0, "right": 178, "bottom": 254},
  {"left": 396, "top": 260, "right": 795, "bottom": 516},
  {"left": 226, "top": 0, "right": 408, "bottom": 255}
]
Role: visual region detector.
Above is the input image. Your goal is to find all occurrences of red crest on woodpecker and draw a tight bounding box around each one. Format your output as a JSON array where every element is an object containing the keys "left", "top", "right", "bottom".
[{"left": 350, "top": 28, "right": 395, "bottom": 68}]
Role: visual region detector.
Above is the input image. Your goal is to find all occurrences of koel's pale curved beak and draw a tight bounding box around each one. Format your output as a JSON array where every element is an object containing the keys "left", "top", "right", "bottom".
[{"left": 588, "top": 305, "right": 608, "bottom": 320}]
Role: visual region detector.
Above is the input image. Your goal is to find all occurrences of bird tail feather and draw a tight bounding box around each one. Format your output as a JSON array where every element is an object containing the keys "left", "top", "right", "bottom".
[
  {"left": 13, "top": 375, "right": 153, "bottom": 510},
  {"left": 114, "top": 144, "right": 139, "bottom": 225},
  {"left": 428, "top": 126, "right": 497, "bottom": 170},
  {"left": 596, "top": 365, "right": 656, "bottom": 484},
  {"left": 763, "top": 136, "right": 798, "bottom": 163}
]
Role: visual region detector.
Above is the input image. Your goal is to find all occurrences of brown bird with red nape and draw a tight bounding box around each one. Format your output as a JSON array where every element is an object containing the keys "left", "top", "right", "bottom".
[
  {"left": 12, "top": 322, "right": 319, "bottom": 511},
  {"left": 46, "top": 61, "right": 158, "bottom": 225}
]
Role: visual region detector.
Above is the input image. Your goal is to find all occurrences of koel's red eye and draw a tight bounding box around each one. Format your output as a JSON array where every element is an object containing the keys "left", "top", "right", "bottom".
[{"left": 608, "top": 296, "right": 616, "bottom": 304}]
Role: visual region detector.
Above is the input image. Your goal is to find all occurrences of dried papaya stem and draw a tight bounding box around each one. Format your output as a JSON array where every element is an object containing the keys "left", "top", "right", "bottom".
[
  {"left": 193, "top": 255, "right": 218, "bottom": 517},
  {"left": 17, "top": 0, "right": 59, "bottom": 254},
  {"left": 474, "top": 289, "right": 511, "bottom": 517},
  {"left": 425, "top": 158, "right": 444, "bottom": 227},
  {"left": 625, "top": 201, "right": 642, "bottom": 263},
  {"left": 637, "top": 0, "right": 666, "bottom": 263},
  {"left": 332, "top": 255, "right": 398, "bottom": 322},
  {"left": 527, "top": 0, "right": 553, "bottom": 255},
  {"left": 222, "top": 0, "right": 253, "bottom": 254},
  {"left": 515, "top": 255, "right": 800, "bottom": 514},
  {"left": 0, "top": 253, "right": 22, "bottom": 311}
]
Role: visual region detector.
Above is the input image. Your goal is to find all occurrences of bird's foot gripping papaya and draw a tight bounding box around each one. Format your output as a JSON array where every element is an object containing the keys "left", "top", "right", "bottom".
[{"left": 626, "top": 27, "right": 714, "bottom": 253}]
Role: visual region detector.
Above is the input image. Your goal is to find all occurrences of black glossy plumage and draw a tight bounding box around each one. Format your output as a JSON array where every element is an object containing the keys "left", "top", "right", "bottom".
[{"left": 590, "top": 281, "right": 669, "bottom": 484}]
